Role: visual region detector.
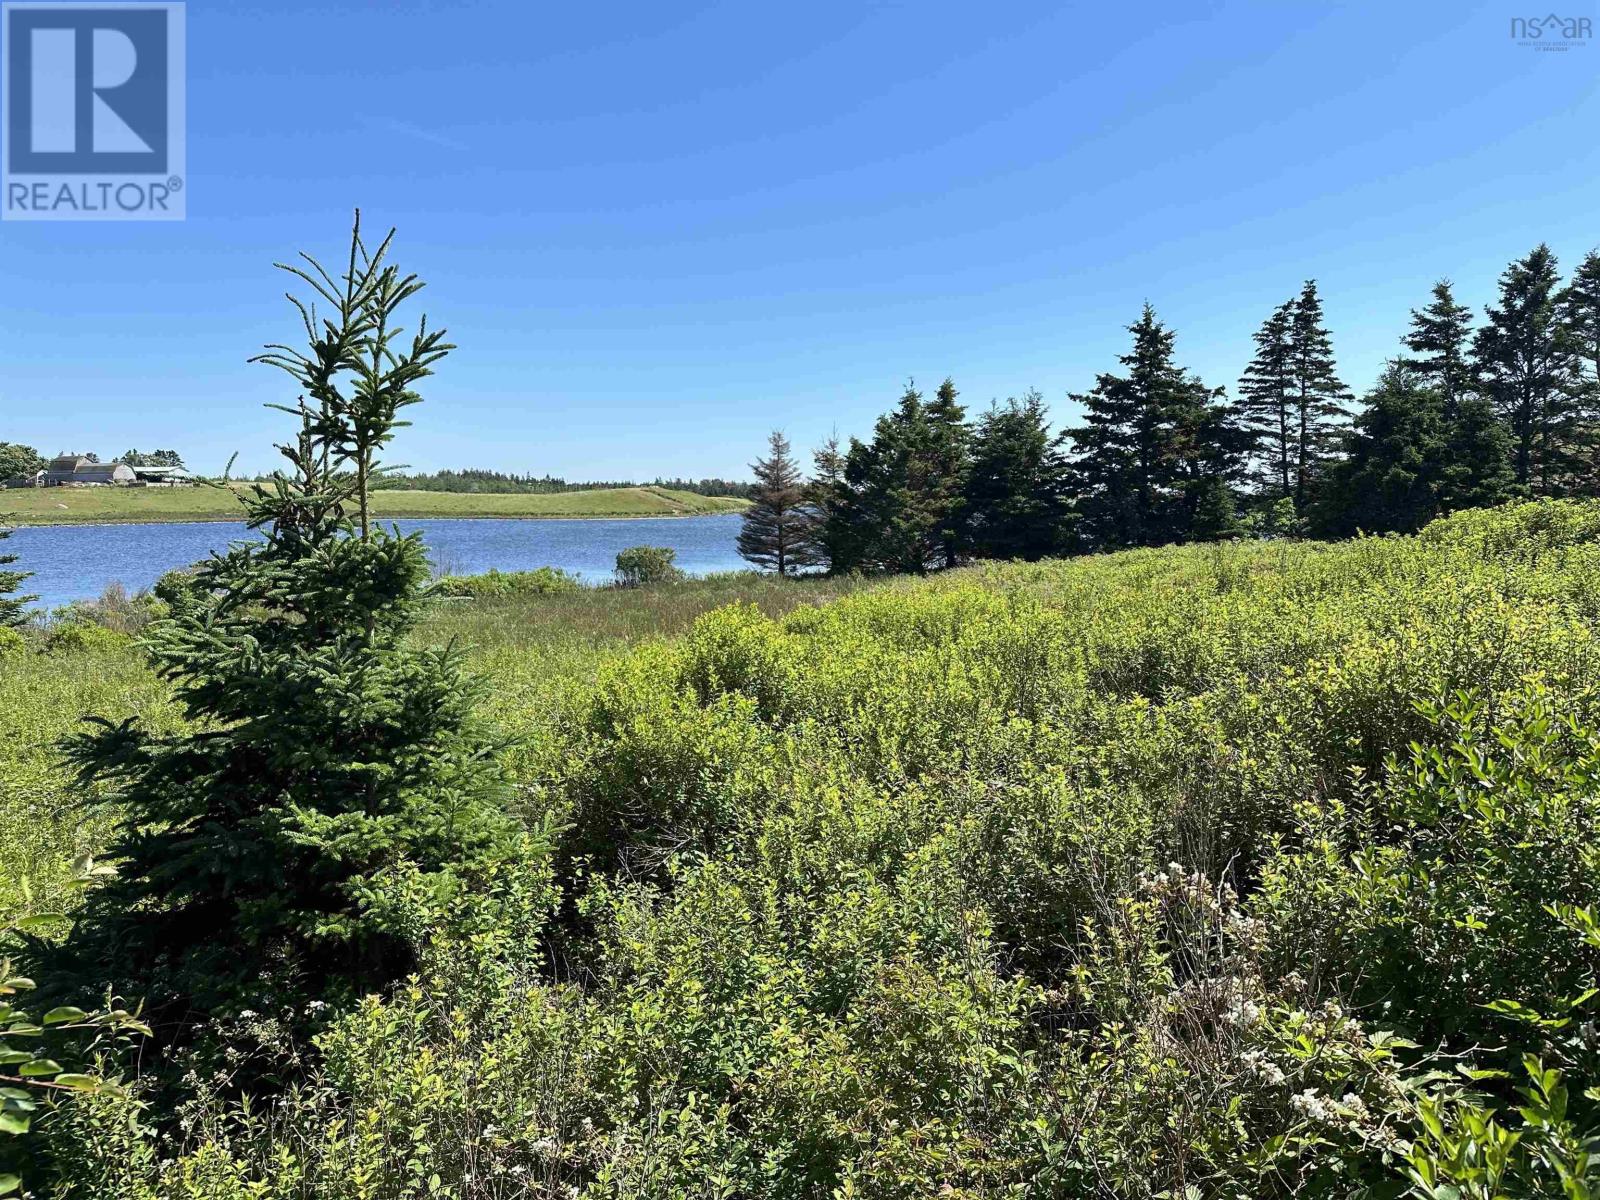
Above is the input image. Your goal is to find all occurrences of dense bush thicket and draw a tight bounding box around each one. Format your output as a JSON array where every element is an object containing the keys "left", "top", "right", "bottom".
[
  {"left": 13, "top": 499, "right": 1600, "bottom": 1198},
  {"left": 614, "top": 545, "right": 683, "bottom": 588},
  {"left": 431, "top": 566, "right": 582, "bottom": 599}
]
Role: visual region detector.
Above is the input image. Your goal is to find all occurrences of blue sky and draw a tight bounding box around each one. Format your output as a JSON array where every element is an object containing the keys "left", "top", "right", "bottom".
[{"left": 2, "top": 0, "right": 1597, "bottom": 480}]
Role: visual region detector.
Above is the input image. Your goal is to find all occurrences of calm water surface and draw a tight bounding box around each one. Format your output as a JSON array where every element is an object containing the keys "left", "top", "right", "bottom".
[{"left": 10, "top": 515, "right": 747, "bottom": 611}]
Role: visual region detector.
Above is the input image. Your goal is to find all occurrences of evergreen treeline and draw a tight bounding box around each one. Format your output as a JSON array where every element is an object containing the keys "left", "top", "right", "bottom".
[
  {"left": 739, "top": 244, "right": 1600, "bottom": 572},
  {"left": 371, "top": 468, "right": 753, "bottom": 497}
]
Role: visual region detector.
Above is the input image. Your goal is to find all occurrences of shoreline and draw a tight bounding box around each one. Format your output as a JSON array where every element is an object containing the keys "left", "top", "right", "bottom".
[{"left": 6, "top": 510, "right": 743, "bottom": 529}]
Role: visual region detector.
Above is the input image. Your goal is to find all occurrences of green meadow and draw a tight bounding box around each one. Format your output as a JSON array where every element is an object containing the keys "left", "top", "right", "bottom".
[{"left": 8, "top": 501, "right": 1600, "bottom": 1196}]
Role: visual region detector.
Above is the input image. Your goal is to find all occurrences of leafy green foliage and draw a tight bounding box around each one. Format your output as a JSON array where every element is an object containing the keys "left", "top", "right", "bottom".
[
  {"left": 0, "top": 446, "right": 43, "bottom": 485},
  {"left": 615, "top": 545, "right": 684, "bottom": 587},
  {"left": 431, "top": 566, "right": 582, "bottom": 598},
  {"left": 117, "top": 449, "right": 185, "bottom": 469},
  {"left": 0, "top": 866, "right": 148, "bottom": 1195}
]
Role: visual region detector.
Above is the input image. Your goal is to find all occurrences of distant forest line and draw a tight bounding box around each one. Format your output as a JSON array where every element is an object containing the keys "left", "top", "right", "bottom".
[{"left": 368, "top": 469, "right": 755, "bottom": 498}]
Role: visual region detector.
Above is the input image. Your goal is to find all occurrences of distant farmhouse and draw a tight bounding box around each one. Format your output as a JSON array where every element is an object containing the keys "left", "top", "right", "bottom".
[
  {"left": 3, "top": 454, "right": 196, "bottom": 489},
  {"left": 44, "top": 455, "right": 135, "bottom": 486}
]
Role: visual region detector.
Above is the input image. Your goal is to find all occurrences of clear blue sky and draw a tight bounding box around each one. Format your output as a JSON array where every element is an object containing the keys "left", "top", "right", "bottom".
[{"left": 2, "top": 0, "right": 1597, "bottom": 480}]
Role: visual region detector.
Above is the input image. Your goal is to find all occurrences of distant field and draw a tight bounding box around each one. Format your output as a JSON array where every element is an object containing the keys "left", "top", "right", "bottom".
[{"left": 0, "top": 484, "right": 748, "bottom": 525}]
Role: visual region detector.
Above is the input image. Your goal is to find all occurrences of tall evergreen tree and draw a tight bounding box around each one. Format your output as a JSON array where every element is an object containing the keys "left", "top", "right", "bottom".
[
  {"left": 805, "top": 433, "right": 858, "bottom": 574},
  {"left": 964, "top": 391, "right": 1075, "bottom": 560},
  {"left": 737, "top": 430, "right": 814, "bottom": 576},
  {"left": 1558, "top": 248, "right": 1600, "bottom": 491},
  {"left": 1068, "top": 305, "right": 1239, "bottom": 549},
  {"left": 1238, "top": 283, "right": 1350, "bottom": 509},
  {"left": 1473, "top": 244, "right": 1580, "bottom": 493},
  {"left": 60, "top": 215, "right": 524, "bottom": 1031},
  {"left": 1286, "top": 280, "right": 1352, "bottom": 507},
  {"left": 925, "top": 378, "right": 971, "bottom": 567},
  {"left": 1396, "top": 277, "right": 1516, "bottom": 513},
  {"left": 1402, "top": 280, "right": 1476, "bottom": 414},
  {"left": 1237, "top": 299, "right": 1296, "bottom": 498},
  {"left": 0, "top": 524, "right": 36, "bottom": 627}
]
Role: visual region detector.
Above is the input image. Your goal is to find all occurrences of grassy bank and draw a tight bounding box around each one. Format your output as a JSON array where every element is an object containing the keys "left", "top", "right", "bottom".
[
  {"left": 12, "top": 502, "right": 1600, "bottom": 1196},
  {"left": 0, "top": 483, "right": 747, "bottom": 525}
]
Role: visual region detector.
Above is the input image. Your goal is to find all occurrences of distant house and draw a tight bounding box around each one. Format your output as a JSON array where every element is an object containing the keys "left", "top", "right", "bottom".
[
  {"left": 43, "top": 455, "right": 136, "bottom": 487},
  {"left": 129, "top": 464, "right": 197, "bottom": 487}
]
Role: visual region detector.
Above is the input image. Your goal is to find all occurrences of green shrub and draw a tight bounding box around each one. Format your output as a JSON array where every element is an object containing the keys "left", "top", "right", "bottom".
[
  {"left": 614, "top": 545, "right": 683, "bottom": 587},
  {"left": 44, "top": 621, "right": 130, "bottom": 654},
  {"left": 432, "top": 565, "right": 583, "bottom": 598}
]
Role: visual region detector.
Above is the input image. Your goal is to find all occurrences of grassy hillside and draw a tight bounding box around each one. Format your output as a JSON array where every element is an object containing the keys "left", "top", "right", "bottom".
[
  {"left": 10, "top": 502, "right": 1600, "bottom": 1196},
  {"left": 0, "top": 483, "right": 746, "bottom": 524}
]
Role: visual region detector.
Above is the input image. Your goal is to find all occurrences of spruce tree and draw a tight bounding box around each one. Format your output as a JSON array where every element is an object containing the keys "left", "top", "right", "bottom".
[
  {"left": 1473, "top": 244, "right": 1580, "bottom": 493},
  {"left": 806, "top": 433, "right": 859, "bottom": 574},
  {"left": 829, "top": 383, "right": 965, "bottom": 574},
  {"left": 925, "top": 377, "right": 970, "bottom": 568},
  {"left": 1439, "top": 390, "right": 1516, "bottom": 513},
  {"left": 1318, "top": 364, "right": 1449, "bottom": 535},
  {"left": 62, "top": 214, "right": 522, "bottom": 1028},
  {"left": 1068, "top": 305, "right": 1238, "bottom": 549},
  {"left": 964, "top": 391, "right": 1075, "bottom": 560},
  {"left": 0, "top": 524, "right": 37, "bottom": 627},
  {"left": 1558, "top": 249, "right": 1600, "bottom": 491},
  {"left": 737, "top": 430, "right": 814, "bottom": 575},
  {"left": 1237, "top": 299, "right": 1296, "bottom": 499},
  {"left": 1238, "top": 284, "right": 1350, "bottom": 510},
  {"left": 1402, "top": 280, "right": 1476, "bottom": 415},
  {"left": 1286, "top": 280, "right": 1352, "bottom": 507}
]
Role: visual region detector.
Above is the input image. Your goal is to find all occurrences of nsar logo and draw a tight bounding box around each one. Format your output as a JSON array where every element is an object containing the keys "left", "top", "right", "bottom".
[
  {"left": 2, "top": 2, "right": 185, "bottom": 221},
  {"left": 1510, "top": 12, "right": 1592, "bottom": 49}
]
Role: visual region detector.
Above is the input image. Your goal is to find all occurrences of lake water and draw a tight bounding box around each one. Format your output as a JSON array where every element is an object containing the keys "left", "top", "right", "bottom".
[{"left": 7, "top": 515, "right": 748, "bottom": 611}]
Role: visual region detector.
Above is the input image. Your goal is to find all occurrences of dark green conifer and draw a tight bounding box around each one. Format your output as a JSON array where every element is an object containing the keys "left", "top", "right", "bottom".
[
  {"left": 1558, "top": 249, "right": 1600, "bottom": 491},
  {"left": 1239, "top": 283, "right": 1350, "bottom": 510},
  {"left": 1319, "top": 365, "right": 1448, "bottom": 535},
  {"left": 925, "top": 378, "right": 970, "bottom": 567},
  {"left": 1286, "top": 281, "right": 1352, "bottom": 507},
  {"left": 1473, "top": 244, "right": 1581, "bottom": 493},
  {"left": 829, "top": 382, "right": 966, "bottom": 574},
  {"left": 1237, "top": 299, "right": 1296, "bottom": 499},
  {"left": 964, "top": 390, "right": 1075, "bottom": 560},
  {"left": 805, "top": 433, "right": 859, "bottom": 574},
  {"left": 1068, "top": 305, "right": 1240, "bottom": 549},
  {"left": 1402, "top": 280, "right": 1476, "bottom": 414},
  {"left": 0, "top": 524, "right": 36, "bottom": 627},
  {"left": 62, "top": 214, "right": 523, "bottom": 1028}
]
